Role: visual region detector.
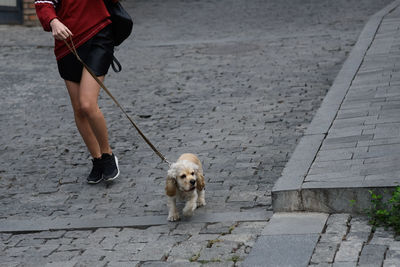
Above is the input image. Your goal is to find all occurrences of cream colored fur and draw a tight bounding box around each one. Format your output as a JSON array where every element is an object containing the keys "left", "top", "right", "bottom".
[{"left": 165, "top": 153, "right": 206, "bottom": 221}]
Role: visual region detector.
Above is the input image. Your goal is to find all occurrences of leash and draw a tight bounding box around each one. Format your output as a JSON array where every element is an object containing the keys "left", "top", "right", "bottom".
[{"left": 63, "top": 37, "right": 171, "bottom": 166}]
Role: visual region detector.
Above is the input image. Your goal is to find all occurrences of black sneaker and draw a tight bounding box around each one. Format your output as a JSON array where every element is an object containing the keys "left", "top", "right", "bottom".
[
  {"left": 102, "top": 153, "right": 120, "bottom": 182},
  {"left": 87, "top": 157, "right": 104, "bottom": 184}
]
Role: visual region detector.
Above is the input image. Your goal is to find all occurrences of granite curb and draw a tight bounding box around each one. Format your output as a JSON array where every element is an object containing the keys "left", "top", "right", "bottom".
[
  {"left": 0, "top": 211, "right": 271, "bottom": 233},
  {"left": 272, "top": 0, "right": 400, "bottom": 213}
]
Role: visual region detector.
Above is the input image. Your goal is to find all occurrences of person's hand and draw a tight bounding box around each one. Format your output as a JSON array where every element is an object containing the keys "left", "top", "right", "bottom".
[{"left": 50, "top": 18, "right": 73, "bottom": 40}]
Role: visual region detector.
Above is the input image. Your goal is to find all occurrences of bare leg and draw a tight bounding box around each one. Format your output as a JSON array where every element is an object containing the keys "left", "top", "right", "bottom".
[
  {"left": 64, "top": 68, "right": 112, "bottom": 158},
  {"left": 78, "top": 68, "right": 112, "bottom": 156},
  {"left": 65, "top": 80, "right": 102, "bottom": 158}
]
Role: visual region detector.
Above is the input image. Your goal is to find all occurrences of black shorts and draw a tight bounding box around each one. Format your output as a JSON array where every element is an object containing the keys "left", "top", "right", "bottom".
[{"left": 57, "top": 25, "right": 114, "bottom": 83}]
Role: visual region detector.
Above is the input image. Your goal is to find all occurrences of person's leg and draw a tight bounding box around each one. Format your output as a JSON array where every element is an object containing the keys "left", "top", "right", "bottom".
[
  {"left": 65, "top": 79, "right": 102, "bottom": 159},
  {"left": 78, "top": 68, "right": 119, "bottom": 181},
  {"left": 78, "top": 68, "right": 112, "bottom": 156}
]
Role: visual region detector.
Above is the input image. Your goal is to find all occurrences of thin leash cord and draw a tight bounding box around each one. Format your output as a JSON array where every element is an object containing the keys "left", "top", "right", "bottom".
[{"left": 63, "top": 37, "right": 171, "bottom": 166}]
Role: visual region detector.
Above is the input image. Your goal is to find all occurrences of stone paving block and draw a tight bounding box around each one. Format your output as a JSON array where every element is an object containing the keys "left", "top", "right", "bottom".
[
  {"left": 200, "top": 222, "right": 236, "bottom": 235},
  {"left": 201, "top": 262, "right": 235, "bottom": 267},
  {"left": 314, "top": 152, "right": 353, "bottom": 162},
  {"left": 385, "top": 249, "right": 400, "bottom": 260},
  {"left": 0, "top": 263, "right": 20, "bottom": 267},
  {"left": 345, "top": 231, "right": 370, "bottom": 242},
  {"left": 305, "top": 173, "right": 364, "bottom": 183},
  {"left": 310, "top": 159, "right": 363, "bottom": 171},
  {"left": 46, "top": 251, "right": 81, "bottom": 262},
  {"left": 310, "top": 264, "right": 333, "bottom": 267},
  {"left": 328, "top": 127, "right": 366, "bottom": 138},
  {"left": 334, "top": 241, "right": 363, "bottom": 262},
  {"left": 219, "top": 233, "right": 257, "bottom": 247},
  {"left": 197, "top": 241, "right": 239, "bottom": 262},
  {"left": 243, "top": 234, "right": 319, "bottom": 267},
  {"left": 358, "top": 244, "right": 387, "bottom": 266},
  {"left": 45, "top": 237, "right": 74, "bottom": 248},
  {"left": 359, "top": 161, "right": 400, "bottom": 176},
  {"left": 319, "top": 233, "right": 344, "bottom": 244},
  {"left": 336, "top": 110, "right": 369, "bottom": 119},
  {"left": 187, "top": 234, "right": 220, "bottom": 243},
  {"left": 261, "top": 213, "right": 328, "bottom": 236},
  {"left": 323, "top": 134, "right": 374, "bottom": 145},
  {"left": 363, "top": 175, "right": 400, "bottom": 187},
  {"left": 332, "top": 262, "right": 357, "bottom": 267},
  {"left": 384, "top": 259, "right": 400, "bottom": 267},
  {"left": 74, "top": 259, "right": 107, "bottom": 267},
  {"left": 170, "top": 223, "right": 205, "bottom": 235},
  {"left": 103, "top": 249, "right": 140, "bottom": 262},
  {"left": 310, "top": 242, "right": 338, "bottom": 264},
  {"left": 231, "top": 222, "right": 269, "bottom": 235},
  {"left": 44, "top": 261, "right": 78, "bottom": 267},
  {"left": 302, "top": 180, "right": 364, "bottom": 189},
  {"left": 106, "top": 261, "right": 139, "bottom": 267},
  {"left": 33, "top": 230, "right": 67, "bottom": 240},
  {"left": 326, "top": 214, "right": 350, "bottom": 225},
  {"left": 80, "top": 247, "right": 108, "bottom": 261},
  {"left": 167, "top": 240, "right": 207, "bottom": 262},
  {"left": 348, "top": 217, "right": 371, "bottom": 232},
  {"left": 134, "top": 241, "right": 174, "bottom": 261},
  {"left": 320, "top": 142, "right": 357, "bottom": 150},
  {"left": 388, "top": 241, "right": 400, "bottom": 251},
  {"left": 227, "top": 191, "right": 258, "bottom": 202}
]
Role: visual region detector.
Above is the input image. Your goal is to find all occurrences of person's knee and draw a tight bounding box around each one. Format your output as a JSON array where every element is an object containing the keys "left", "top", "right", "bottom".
[{"left": 79, "top": 101, "right": 97, "bottom": 118}]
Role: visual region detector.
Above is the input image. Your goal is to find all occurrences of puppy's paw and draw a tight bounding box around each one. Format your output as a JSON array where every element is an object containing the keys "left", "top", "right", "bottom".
[
  {"left": 183, "top": 204, "right": 196, "bottom": 217},
  {"left": 168, "top": 212, "right": 180, "bottom": 222},
  {"left": 197, "top": 199, "right": 206, "bottom": 207},
  {"left": 183, "top": 209, "right": 194, "bottom": 217}
]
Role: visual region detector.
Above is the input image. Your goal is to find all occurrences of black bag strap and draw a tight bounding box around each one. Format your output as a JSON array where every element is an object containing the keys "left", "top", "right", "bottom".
[
  {"left": 94, "top": 42, "right": 122, "bottom": 73},
  {"left": 111, "top": 55, "right": 122, "bottom": 72}
]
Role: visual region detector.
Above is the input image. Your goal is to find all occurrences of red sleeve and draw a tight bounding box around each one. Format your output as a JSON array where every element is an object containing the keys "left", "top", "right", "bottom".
[{"left": 35, "top": 1, "right": 58, "bottom": 32}]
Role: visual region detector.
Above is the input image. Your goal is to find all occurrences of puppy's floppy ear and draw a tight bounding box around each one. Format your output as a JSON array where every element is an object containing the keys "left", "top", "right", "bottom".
[
  {"left": 196, "top": 170, "right": 205, "bottom": 191},
  {"left": 166, "top": 176, "right": 177, "bottom": 197},
  {"left": 166, "top": 165, "right": 178, "bottom": 196}
]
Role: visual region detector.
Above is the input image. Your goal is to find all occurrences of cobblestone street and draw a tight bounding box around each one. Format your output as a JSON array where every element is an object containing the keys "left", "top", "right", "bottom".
[{"left": 0, "top": 0, "right": 395, "bottom": 265}]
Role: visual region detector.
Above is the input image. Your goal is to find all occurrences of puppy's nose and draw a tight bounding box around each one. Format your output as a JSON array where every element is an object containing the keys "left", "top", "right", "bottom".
[{"left": 190, "top": 179, "right": 196, "bottom": 185}]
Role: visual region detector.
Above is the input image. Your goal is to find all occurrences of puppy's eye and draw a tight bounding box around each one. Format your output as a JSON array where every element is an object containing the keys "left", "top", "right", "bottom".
[
  {"left": 191, "top": 172, "right": 195, "bottom": 176},
  {"left": 180, "top": 174, "right": 186, "bottom": 179}
]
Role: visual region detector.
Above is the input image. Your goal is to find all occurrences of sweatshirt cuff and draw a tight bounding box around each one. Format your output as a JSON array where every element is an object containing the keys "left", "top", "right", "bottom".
[{"left": 35, "top": 3, "right": 58, "bottom": 32}]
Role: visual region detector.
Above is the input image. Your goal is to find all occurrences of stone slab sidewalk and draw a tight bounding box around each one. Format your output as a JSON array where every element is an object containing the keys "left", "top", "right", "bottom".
[{"left": 273, "top": 0, "right": 400, "bottom": 213}]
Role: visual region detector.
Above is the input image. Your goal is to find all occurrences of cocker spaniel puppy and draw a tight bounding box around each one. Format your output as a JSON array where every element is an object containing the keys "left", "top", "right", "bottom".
[{"left": 165, "top": 153, "right": 206, "bottom": 221}]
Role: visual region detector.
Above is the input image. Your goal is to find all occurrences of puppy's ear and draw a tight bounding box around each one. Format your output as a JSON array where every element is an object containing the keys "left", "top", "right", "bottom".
[
  {"left": 166, "top": 164, "right": 178, "bottom": 196},
  {"left": 196, "top": 170, "right": 205, "bottom": 191},
  {"left": 166, "top": 175, "right": 177, "bottom": 197}
]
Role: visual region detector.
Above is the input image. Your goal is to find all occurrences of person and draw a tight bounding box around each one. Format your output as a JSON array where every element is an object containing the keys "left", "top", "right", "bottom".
[{"left": 35, "top": 0, "right": 120, "bottom": 184}]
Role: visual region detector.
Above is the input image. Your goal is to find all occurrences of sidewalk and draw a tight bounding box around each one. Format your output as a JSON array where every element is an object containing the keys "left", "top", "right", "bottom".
[
  {"left": 273, "top": 0, "right": 400, "bottom": 214},
  {"left": 245, "top": 1, "right": 400, "bottom": 266}
]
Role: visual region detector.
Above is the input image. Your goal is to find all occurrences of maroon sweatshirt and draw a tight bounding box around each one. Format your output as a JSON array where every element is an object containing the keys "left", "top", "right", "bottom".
[{"left": 35, "top": 0, "right": 117, "bottom": 60}]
